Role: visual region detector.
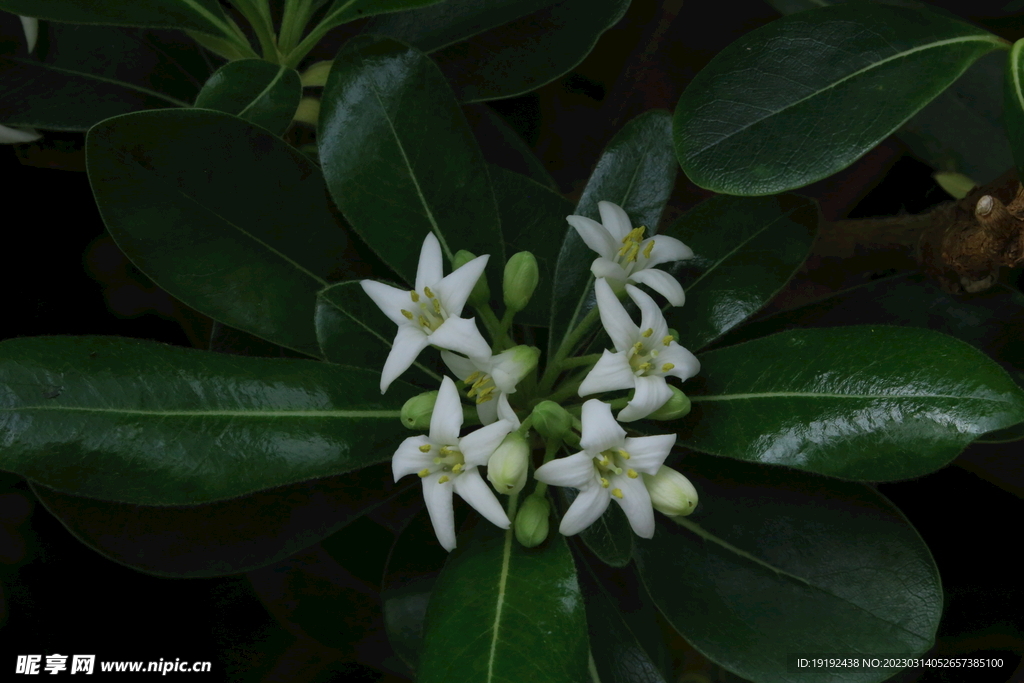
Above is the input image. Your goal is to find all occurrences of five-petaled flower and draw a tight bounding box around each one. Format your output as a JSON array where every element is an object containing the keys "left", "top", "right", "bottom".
[
  {"left": 534, "top": 400, "right": 676, "bottom": 538},
  {"left": 579, "top": 278, "right": 700, "bottom": 421},
  {"left": 391, "top": 376, "right": 514, "bottom": 551},
  {"left": 567, "top": 200, "right": 693, "bottom": 305},
  {"left": 441, "top": 345, "right": 539, "bottom": 424},
  {"left": 362, "top": 233, "right": 492, "bottom": 393}
]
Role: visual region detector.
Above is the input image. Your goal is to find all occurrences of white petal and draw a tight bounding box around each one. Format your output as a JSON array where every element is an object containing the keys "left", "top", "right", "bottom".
[
  {"left": 429, "top": 376, "right": 464, "bottom": 445},
  {"left": 617, "top": 374, "right": 672, "bottom": 422},
  {"left": 440, "top": 350, "right": 480, "bottom": 381},
  {"left": 590, "top": 258, "right": 628, "bottom": 283},
  {"left": 595, "top": 278, "right": 637, "bottom": 352},
  {"left": 658, "top": 343, "right": 701, "bottom": 381},
  {"left": 19, "top": 16, "right": 38, "bottom": 53},
  {"left": 361, "top": 279, "right": 417, "bottom": 326},
  {"left": 422, "top": 474, "right": 457, "bottom": 551},
  {"left": 453, "top": 469, "right": 510, "bottom": 529},
  {"left": 416, "top": 232, "right": 444, "bottom": 292},
  {"left": 597, "top": 201, "right": 633, "bottom": 242},
  {"left": 578, "top": 350, "right": 635, "bottom": 396},
  {"left": 559, "top": 484, "right": 611, "bottom": 536},
  {"left": 625, "top": 284, "right": 669, "bottom": 341},
  {"left": 579, "top": 399, "right": 626, "bottom": 454},
  {"left": 567, "top": 215, "right": 617, "bottom": 259},
  {"left": 459, "top": 420, "right": 513, "bottom": 467},
  {"left": 429, "top": 317, "right": 491, "bottom": 359},
  {"left": 628, "top": 268, "right": 685, "bottom": 307},
  {"left": 622, "top": 435, "right": 676, "bottom": 475},
  {"left": 475, "top": 395, "right": 500, "bottom": 425},
  {"left": 535, "top": 451, "right": 598, "bottom": 489},
  {"left": 0, "top": 124, "right": 41, "bottom": 144},
  {"left": 611, "top": 476, "right": 655, "bottom": 538},
  {"left": 380, "top": 326, "right": 430, "bottom": 393},
  {"left": 495, "top": 393, "right": 520, "bottom": 428},
  {"left": 642, "top": 235, "right": 693, "bottom": 268},
  {"left": 392, "top": 436, "right": 436, "bottom": 480},
  {"left": 436, "top": 254, "right": 489, "bottom": 317}
]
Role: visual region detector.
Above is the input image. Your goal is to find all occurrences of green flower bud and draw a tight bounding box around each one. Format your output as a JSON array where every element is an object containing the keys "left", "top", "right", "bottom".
[
  {"left": 646, "top": 386, "right": 691, "bottom": 420},
  {"left": 503, "top": 251, "right": 539, "bottom": 312},
  {"left": 401, "top": 391, "right": 437, "bottom": 430},
  {"left": 642, "top": 466, "right": 698, "bottom": 517},
  {"left": 530, "top": 401, "right": 573, "bottom": 441},
  {"left": 454, "top": 249, "right": 490, "bottom": 307},
  {"left": 487, "top": 432, "right": 530, "bottom": 495},
  {"left": 515, "top": 494, "right": 550, "bottom": 547}
]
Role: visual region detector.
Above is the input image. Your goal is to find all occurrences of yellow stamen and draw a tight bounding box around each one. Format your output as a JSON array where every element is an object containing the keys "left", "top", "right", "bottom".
[
  {"left": 638, "top": 362, "right": 652, "bottom": 372},
  {"left": 419, "top": 316, "right": 430, "bottom": 327},
  {"left": 642, "top": 328, "right": 653, "bottom": 338},
  {"left": 662, "top": 363, "right": 675, "bottom": 372},
  {"left": 625, "top": 243, "right": 640, "bottom": 262},
  {"left": 433, "top": 298, "right": 441, "bottom": 313},
  {"left": 410, "top": 291, "right": 420, "bottom": 302},
  {"left": 401, "top": 309, "right": 414, "bottom": 320},
  {"left": 438, "top": 475, "right": 450, "bottom": 484},
  {"left": 418, "top": 444, "right": 431, "bottom": 453},
  {"left": 439, "top": 446, "right": 453, "bottom": 456},
  {"left": 643, "top": 241, "right": 654, "bottom": 259},
  {"left": 600, "top": 477, "right": 610, "bottom": 488},
  {"left": 476, "top": 393, "right": 494, "bottom": 404},
  {"left": 612, "top": 488, "right": 624, "bottom": 499},
  {"left": 662, "top": 335, "right": 674, "bottom": 346},
  {"left": 465, "top": 371, "right": 481, "bottom": 384},
  {"left": 423, "top": 286, "right": 435, "bottom": 298},
  {"left": 418, "top": 468, "right": 430, "bottom": 478},
  {"left": 627, "top": 469, "right": 638, "bottom": 479},
  {"left": 631, "top": 341, "right": 644, "bottom": 354},
  {"left": 599, "top": 456, "right": 610, "bottom": 467},
  {"left": 452, "top": 463, "right": 463, "bottom": 473},
  {"left": 618, "top": 449, "right": 630, "bottom": 460}
]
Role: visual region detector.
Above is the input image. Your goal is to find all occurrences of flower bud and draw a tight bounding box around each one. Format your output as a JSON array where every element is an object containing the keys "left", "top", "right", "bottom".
[
  {"left": 401, "top": 391, "right": 437, "bottom": 430},
  {"left": 646, "top": 386, "right": 691, "bottom": 420},
  {"left": 454, "top": 249, "right": 490, "bottom": 307},
  {"left": 530, "top": 401, "right": 573, "bottom": 441},
  {"left": 487, "top": 432, "right": 530, "bottom": 494},
  {"left": 503, "top": 251, "right": 539, "bottom": 312},
  {"left": 642, "top": 466, "right": 698, "bottom": 517},
  {"left": 491, "top": 345, "right": 540, "bottom": 391},
  {"left": 515, "top": 494, "right": 550, "bottom": 547}
]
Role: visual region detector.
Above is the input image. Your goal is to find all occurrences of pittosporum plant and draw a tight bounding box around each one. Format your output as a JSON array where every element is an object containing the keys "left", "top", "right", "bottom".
[{"left": 3, "top": 0, "right": 1024, "bottom": 681}]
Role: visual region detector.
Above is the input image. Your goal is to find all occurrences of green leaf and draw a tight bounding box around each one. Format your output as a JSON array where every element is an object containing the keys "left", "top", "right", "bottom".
[
  {"left": 0, "top": 0, "right": 236, "bottom": 36},
  {"left": 466, "top": 104, "right": 558, "bottom": 190},
  {"left": 558, "top": 487, "right": 633, "bottom": 567},
  {"left": 550, "top": 110, "right": 677, "bottom": 357},
  {"left": 675, "top": 2, "right": 1008, "bottom": 196},
  {"left": 663, "top": 194, "right": 818, "bottom": 352},
  {"left": 317, "top": 0, "right": 445, "bottom": 32},
  {"left": 1006, "top": 38, "right": 1024, "bottom": 178},
  {"left": 0, "top": 336, "right": 417, "bottom": 505},
  {"left": 87, "top": 108, "right": 360, "bottom": 357},
  {"left": 319, "top": 35, "right": 504, "bottom": 291},
  {"left": 417, "top": 516, "right": 589, "bottom": 683},
  {"left": 675, "top": 326, "right": 1024, "bottom": 480},
  {"left": 636, "top": 454, "right": 942, "bottom": 683},
  {"left": 194, "top": 59, "right": 301, "bottom": 136},
  {"left": 30, "top": 465, "right": 415, "bottom": 578}
]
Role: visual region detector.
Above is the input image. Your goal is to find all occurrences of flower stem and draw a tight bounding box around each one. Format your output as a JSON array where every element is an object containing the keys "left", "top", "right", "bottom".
[
  {"left": 539, "top": 305, "right": 602, "bottom": 393},
  {"left": 531, "top": 438, "right": 562, "bottom": 498},
  {"left": 559, "top": 353, "right": 601, "bottom": 370},
  {"left": 477, "top": 304, "right": 510, "bottom": 350}
]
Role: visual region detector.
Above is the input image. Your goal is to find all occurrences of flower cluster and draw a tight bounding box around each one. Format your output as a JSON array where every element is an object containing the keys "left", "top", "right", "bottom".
[{"left": 362, "top": 202, "right": 701, "bottom": 550}]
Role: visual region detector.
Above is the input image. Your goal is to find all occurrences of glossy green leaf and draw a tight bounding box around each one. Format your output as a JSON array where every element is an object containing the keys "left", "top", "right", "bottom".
[
  {"left": 1006, "top": 38, "right": 1024, "bottom": 178},
  {"left": 30, "top": 465, "right": 415, "bottom": 578},
  {"left": 490, "top": 165, "right": 573, "bottom": 327},
  {"left": 0, "top": 0, "right": 236, "bottom": 35},
  {"left": 636, "top": 454, "right": 942, "bottom": 683},
  {"left": 315, "top": 280, "right": 444, "bottom": 387},
  {"left": 675, "top": 2, "right": 1008, "bottom": 195},
  {"left": 319, "top": 35, "right": 503, "bottom": 291},
  {"left": 0, "top": 336, "right": 417, "bottom": 505},
  {"left": 417, "top": 517, "right": 589, "bottom": 683},
  {"left": 662, "top": 194, "right": 818, "bottom": 352},
  {"left": 194, "top": 60, "right": 301, "bottom": 136},
  {"left": 87, "top": 108, "right": 359, "bottom": 357},
  {"left": 558, "top": 487, "right": 633, "bottom": 567},
  {"left": 466, "top": 104, "right": 557, "bottom": 190},
  {"left": 550, "top": 110, "right": 677, "bottom": 357},
  {"left": 676, "top": 326, "right": 1024, "bottom": 480},
  {"left": 316, "top": 0, "right": 444, "bottom": 31}
]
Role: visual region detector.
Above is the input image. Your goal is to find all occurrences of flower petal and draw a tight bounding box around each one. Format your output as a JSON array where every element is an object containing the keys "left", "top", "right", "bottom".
[
  {"left": 0, "top": 124, "right": 41, "bottom": 144},
  {"left": 595, "top": 278, "right": 637, "bottom": 352},
  {"left": 622, "top": 435, "right": 676, "bottom": 475},
  {"left": 628, "top": 268, "right": 685, "bottom": 307},
  {"left": 422, "top": 474, "right": 456, "bottom": 551},
  {"left": 567, "top": 215, "right": 617, "bottom": 259},
  {"left": 459, "top": 420, "right": 514, "bottom": 466},
  {"left": 535, "top": 451, "right": 598, "bottom": 489},
  {"left": 597, "top": 201, "right": 633, "bottom": 242},
  {"left": 578, "top": 350, "right": 635, "bottom": 396},
  {"left": 361, "top": 279, "right": 414, "bottom": 326},
  {"left": 392, "top": 436, "right": 436, "bottom": 480},
  {"left": 495, "top": 392, "right": 520, "bottom": 428},
  {"left": 579, "top": 399, "right": 627, "bottom": 454},
  {"left": 453, "top": 469, "right": 510, "bottom": 529},
  {"left": 590, "top": 258, "right": 628, "bottom": 283},
  {"left": 436, "top": 254, "right": 489, "bottom": 317},
  {"left": 625, "top": 284, "right": 669, "bottom": 342},
  {"left": 429, "top": 376, "right": 464, "bottom": 445},
  {"left": 658, "top": 343, "right": 701, "bottom": 381},
  {"left": 617, "top": 374, "right": 672, "bottom": 422},
  {"left": 440, "top": 350, "right": 479, "bottom": 381},
  {"left": 380, "top": 326, "right": 430, "bottom": 393},
  {"left": 475, "top": 395, "right": 500, "bottom": 425},
  {"left": 610, "top": 475, "right": 655, "bottom": 538},
  {"left": 642, "top": 234, "right": 693, "bottom": 268},
  {"left": 559, "top": 484, "right": 611, "bottom": 536},
  {"left": 429, "top": 317, "right": 491, "bottom": 359},
  {"left": 19, "top": 16, "right": 38, "bottom": 53},
  {"left": 415, "top": 232, "right": 444, "bottom": 292}
]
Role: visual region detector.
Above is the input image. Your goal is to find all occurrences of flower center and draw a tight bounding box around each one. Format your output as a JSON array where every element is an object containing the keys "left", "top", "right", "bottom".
[
  {"left": 464, "top": 370, "right": 497, "bottom": 404},
  {"left": 416, "top": 443, "right": 466, "bottom": 483},
  {"left": 593, "top": 448, "right": 638, "bottom": 499},
  {"left": 626, "top": 329, "right": 676, "bottom": 377},
  {"left": 615, "top": 226, "right": 655, "bottom": 273},
  {"left": 400, "top": 287, "right": 447, "bottom": 332}
]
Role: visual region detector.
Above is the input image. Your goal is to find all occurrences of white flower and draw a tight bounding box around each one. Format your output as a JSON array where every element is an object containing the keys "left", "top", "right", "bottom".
[
  {"left": 392, "top": 376, "right": 513, "bottom": 551},
  {"left": 362, "top": 233, "right": 492, "bottom": 393},
  {"left": 534, "top": 400, "right": 675, "bottom": 538},
  {"left": 567, "top": 200, "right": 693, "bottom": 305},
  {"left": 440, "top": 345, "right": 538, "bottom": 424},
  {"left": 0, "top": 123, "right": 41, "bottom": 144},
  {"left": 579, "top": 279, "right": 700, "bottom": 421}
]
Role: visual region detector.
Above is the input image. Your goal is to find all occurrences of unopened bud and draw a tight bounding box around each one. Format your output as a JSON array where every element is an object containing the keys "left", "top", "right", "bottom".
[
  {"left": 642, "top": 466, "right": 698, "bottom": 517},
  {"left": 454, "top": 250, "right": 490, "bottom": 307},
  {"left": 487, "top": 432, "right": 530, "bottom": 494},
  {"left": 401, "top": 391, "right": 437, "bottom": 430},
  {"left": 646, "top": 386, "right": 691, "bottom": 420},
  {"left": 530, "top": 401, "right": 572, "bottom": 441},
  {"left": 515, "top": 494, "right": 550, "bottom": 547},
  {"left": 503, "top": 251, "right": 539, "bottom": 312}
]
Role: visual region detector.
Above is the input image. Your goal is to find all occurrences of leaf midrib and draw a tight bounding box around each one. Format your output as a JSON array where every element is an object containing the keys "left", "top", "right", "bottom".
[{"left": 691, "top": 390, "right": 1013, "bottom": 403}]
